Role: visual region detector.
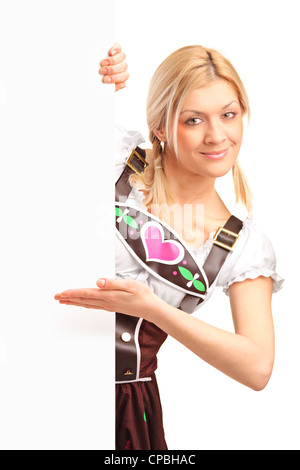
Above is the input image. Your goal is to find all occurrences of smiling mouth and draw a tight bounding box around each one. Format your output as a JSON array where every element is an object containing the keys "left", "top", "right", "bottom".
[{"left": 200, "top": 148, "right": 229, "bottom": 160}]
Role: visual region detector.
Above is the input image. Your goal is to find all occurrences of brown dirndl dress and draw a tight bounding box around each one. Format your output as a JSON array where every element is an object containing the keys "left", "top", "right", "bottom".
[
  {"left": 114, "top": 136, "right": 248, "bottom": 451},
  {"left": 115, "top": 315, "right": 168, "bottom": 450}
]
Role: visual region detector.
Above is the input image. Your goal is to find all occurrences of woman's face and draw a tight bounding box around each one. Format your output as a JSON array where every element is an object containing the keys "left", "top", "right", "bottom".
[{"left": 174, "top": 79, "right": 243, "bottom": 178}]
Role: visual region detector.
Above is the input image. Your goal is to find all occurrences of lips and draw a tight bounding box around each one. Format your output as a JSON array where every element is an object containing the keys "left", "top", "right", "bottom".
[{"left": 200, "top": 148, "right": 229, "bottom": 160}]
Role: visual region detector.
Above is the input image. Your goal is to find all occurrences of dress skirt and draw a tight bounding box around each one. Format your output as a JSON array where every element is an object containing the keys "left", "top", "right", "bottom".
[
  {"left": 115, "top": 373, "right": 167, "bottom": 450},
  {"left": 115, "top": 317, "right": 168, "bottom": 450}
]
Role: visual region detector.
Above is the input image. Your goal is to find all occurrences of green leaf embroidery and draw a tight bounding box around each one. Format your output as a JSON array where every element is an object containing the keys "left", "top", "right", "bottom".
[
  {"left": 144, "top": 411, "right": 147, "bottom": 423},
  {"left": 178, "top": 266, "right": 194, "bottom": 281},
  {"left": 193, "top": 279, "right": 205, "bottom": 292},
  {"left": 115, "top": 207, "right": 123, "bottom": 217},
  {"left": 123, "top": 215, "right": 139, "bottom": 229}
]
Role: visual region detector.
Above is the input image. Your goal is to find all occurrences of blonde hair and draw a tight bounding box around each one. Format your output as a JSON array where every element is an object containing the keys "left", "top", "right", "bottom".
[{"left": 129, "top": 45, "right": 252, "bottom": 217}]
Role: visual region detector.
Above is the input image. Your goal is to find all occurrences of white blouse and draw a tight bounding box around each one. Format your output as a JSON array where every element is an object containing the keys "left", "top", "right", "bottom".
[{"left": 115, "top": 125, "right": 284, "bottom": 311}]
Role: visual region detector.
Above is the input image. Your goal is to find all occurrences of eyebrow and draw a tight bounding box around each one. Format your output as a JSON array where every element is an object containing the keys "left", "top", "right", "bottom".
[{"left": 180, "top": 100, "right": 239, "bottom": 115}]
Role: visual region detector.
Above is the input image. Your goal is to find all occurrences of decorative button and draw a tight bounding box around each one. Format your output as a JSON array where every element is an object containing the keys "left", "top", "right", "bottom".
[
  {"left": 121, "top": 332, "right": 131, "bottom": 343},
  {"left": 124, "top": 370, "right": 133, "bottom": 376}
]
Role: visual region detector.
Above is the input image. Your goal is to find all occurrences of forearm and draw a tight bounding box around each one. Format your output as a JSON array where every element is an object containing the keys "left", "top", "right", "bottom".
[
  {"left": 55, "top": 274, "right": 274, "bottom": 390},
  {"left": 147, "top": 298, "right": 273, "bottom": 391}
]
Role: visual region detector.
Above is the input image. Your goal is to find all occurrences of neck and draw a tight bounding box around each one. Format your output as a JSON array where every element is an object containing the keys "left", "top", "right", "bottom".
[{"left": 163, "top": 152, "right": 218, "bottom": 207}]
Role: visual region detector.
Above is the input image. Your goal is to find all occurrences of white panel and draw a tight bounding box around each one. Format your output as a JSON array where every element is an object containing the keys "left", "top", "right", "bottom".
[{"left": 0, "top": 0, "right": 115, "bottom": 450}]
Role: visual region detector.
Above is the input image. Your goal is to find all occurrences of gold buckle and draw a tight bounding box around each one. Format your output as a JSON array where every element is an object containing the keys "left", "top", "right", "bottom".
[
  {"left": 126, "top": 149, "right": 148, "bottom": 176},
  {"left": 213, "top": 227, "right": 239, "bottom": 252}
]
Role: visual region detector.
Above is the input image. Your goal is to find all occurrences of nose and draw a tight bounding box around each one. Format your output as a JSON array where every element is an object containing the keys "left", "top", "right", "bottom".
[{"left": 203, "top": 119, "right": 226, "bottom": 146}]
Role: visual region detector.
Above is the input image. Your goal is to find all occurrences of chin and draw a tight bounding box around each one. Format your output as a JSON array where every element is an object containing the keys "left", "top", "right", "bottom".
[{"left": 201, "top": 162, "right": 235, "bottom": 178}]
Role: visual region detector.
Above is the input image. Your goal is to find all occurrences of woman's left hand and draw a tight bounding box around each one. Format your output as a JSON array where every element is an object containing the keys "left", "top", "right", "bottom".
[
  {"left": 54, "top": 278, "right": 162, "bottom": 319},
  {"left": 99, "top": 43, "right": 129, "bottom": 92}
]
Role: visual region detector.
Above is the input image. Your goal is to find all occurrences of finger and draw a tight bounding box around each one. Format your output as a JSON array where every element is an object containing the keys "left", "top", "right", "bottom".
[
  {"left": 99, "top": 61, "right": 128, "bottom": 77},
  {"left": 55, "top": 288, "right": 104, "bottom": 300},
  {"left": 109, "top": 42, "right": 122, "bottom": 56},
  {"left": 59, "top": 299, "right": 109, "bottom": 310},
  {"left": 115, "top": 82, "right": 126, "bottom": 92},
  {"left": 59, "top": 291, "right": 127, "bottom": 312},
  {"left": 102, "top": 71, "right": 129, "bottom": 84},
  {"left": 59, "top": 294, "right": 109, "bottom": 307},
  {"left": 100, "top": 51, "right": 126, "bottom": 67}
]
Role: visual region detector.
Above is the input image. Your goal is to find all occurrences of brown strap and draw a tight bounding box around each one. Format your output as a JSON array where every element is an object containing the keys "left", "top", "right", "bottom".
[
  {"left": 115, "top": 313, "right": 141, "bottom": 382},
  {"left": 179, "top": 215, "right": 243, "bottom": 312},
  {"left": 115, "top": 147, "right": 147, "bottom": 202},
  {"left": 203, "top": 215, "right": 243, "bottom": 286}
]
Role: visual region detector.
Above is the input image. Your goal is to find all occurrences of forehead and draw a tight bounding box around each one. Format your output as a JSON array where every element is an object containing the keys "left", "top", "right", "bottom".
[{"left": 181, "top": 79, "right": 240, "bottom": 112}]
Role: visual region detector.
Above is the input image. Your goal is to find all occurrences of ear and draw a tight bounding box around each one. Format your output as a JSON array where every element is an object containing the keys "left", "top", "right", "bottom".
[{"left": 153, "top": 128, "right": 167, "bottom": 143}]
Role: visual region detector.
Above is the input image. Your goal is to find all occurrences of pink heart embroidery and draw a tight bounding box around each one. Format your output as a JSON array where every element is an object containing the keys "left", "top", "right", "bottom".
[{"left": 141, "top": 221, "right": 184, "bottom": 265}]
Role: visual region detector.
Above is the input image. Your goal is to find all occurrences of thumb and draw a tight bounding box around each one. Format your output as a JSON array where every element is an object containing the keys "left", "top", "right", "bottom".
[
  {"left": 96, "top": 278, "right": 106, "bottom": 288},
  {"left": 96, "top": 277, "right": 133, "bottom": 291}
]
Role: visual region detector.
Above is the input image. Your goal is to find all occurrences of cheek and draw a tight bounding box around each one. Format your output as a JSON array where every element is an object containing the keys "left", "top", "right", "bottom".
[
  {"left": 177, "top": 127, "right": 188, "bottom": 145},
  {"left": 177, "top": 127, "right": 198, "bottom": 150},
  {"left": 231, "top": 120, "right": 243, "bottom": 145},
  {"left": 226, "top": 123, "right": 243, "bottom": 163}
]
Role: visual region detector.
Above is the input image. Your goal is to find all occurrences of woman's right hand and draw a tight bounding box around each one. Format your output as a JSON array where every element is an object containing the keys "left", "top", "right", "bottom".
[{"left": 99, "top": 43, "right": 129, "bottom": 91}]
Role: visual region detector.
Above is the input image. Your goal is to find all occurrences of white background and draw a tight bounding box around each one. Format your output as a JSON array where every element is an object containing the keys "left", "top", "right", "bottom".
[
  {"left": 0, "top": 0, "right": 115, "bottom": 449},
  {"left": 0, "top": 0, "right": 299, "bottom": 451},
  {"left": 115, "top": 0, "right": 299, "bottom": 450}
]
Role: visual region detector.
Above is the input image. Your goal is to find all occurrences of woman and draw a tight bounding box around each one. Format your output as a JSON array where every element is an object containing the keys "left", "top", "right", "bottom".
[{"left": 55, "top": 44, "right": 283, "bottom": 450}]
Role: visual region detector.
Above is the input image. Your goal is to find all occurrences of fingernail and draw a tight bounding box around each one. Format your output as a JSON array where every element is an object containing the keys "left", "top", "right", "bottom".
[
  {"left": 102, "top": 60, "right": 109, "bottom": 66},
  {"left": 103, "top": 76, "right": 111, "bottom": 83},
  {"left": 100, "top": 67, "right": 108, "bottom": 75},
  {"left": 97, "top": 279, "right": 105, "bottom": 287}
]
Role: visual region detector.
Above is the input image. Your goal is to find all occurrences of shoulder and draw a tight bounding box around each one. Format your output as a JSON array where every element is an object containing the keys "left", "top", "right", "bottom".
[
  {"left": 115, "top": 124, "right": 145, "bottom": 159},
  {"left": 234, "top": 216, "right": 275, "bottom": 256},
  {"left": 115, "top": 125, "right": 146, "bottom": 182},
  {"left": 217, "top": 215, "right": 284, "bottom": 295}
]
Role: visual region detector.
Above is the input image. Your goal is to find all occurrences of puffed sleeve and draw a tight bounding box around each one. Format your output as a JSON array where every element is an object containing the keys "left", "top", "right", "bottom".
[
  {"left": 115, "top": 124, "right": 146, "bottom": 182},
  {"left": 218, "top": 216, "right": 284, "bottom": 295}
]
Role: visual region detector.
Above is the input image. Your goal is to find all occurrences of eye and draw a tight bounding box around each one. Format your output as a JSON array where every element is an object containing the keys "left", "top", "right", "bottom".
[
  {"left": 185, "top": 117, "right": 203, "bottom": 125},
  {"left": 222, "top": 111, "right": 237, "bottom": 119}
]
